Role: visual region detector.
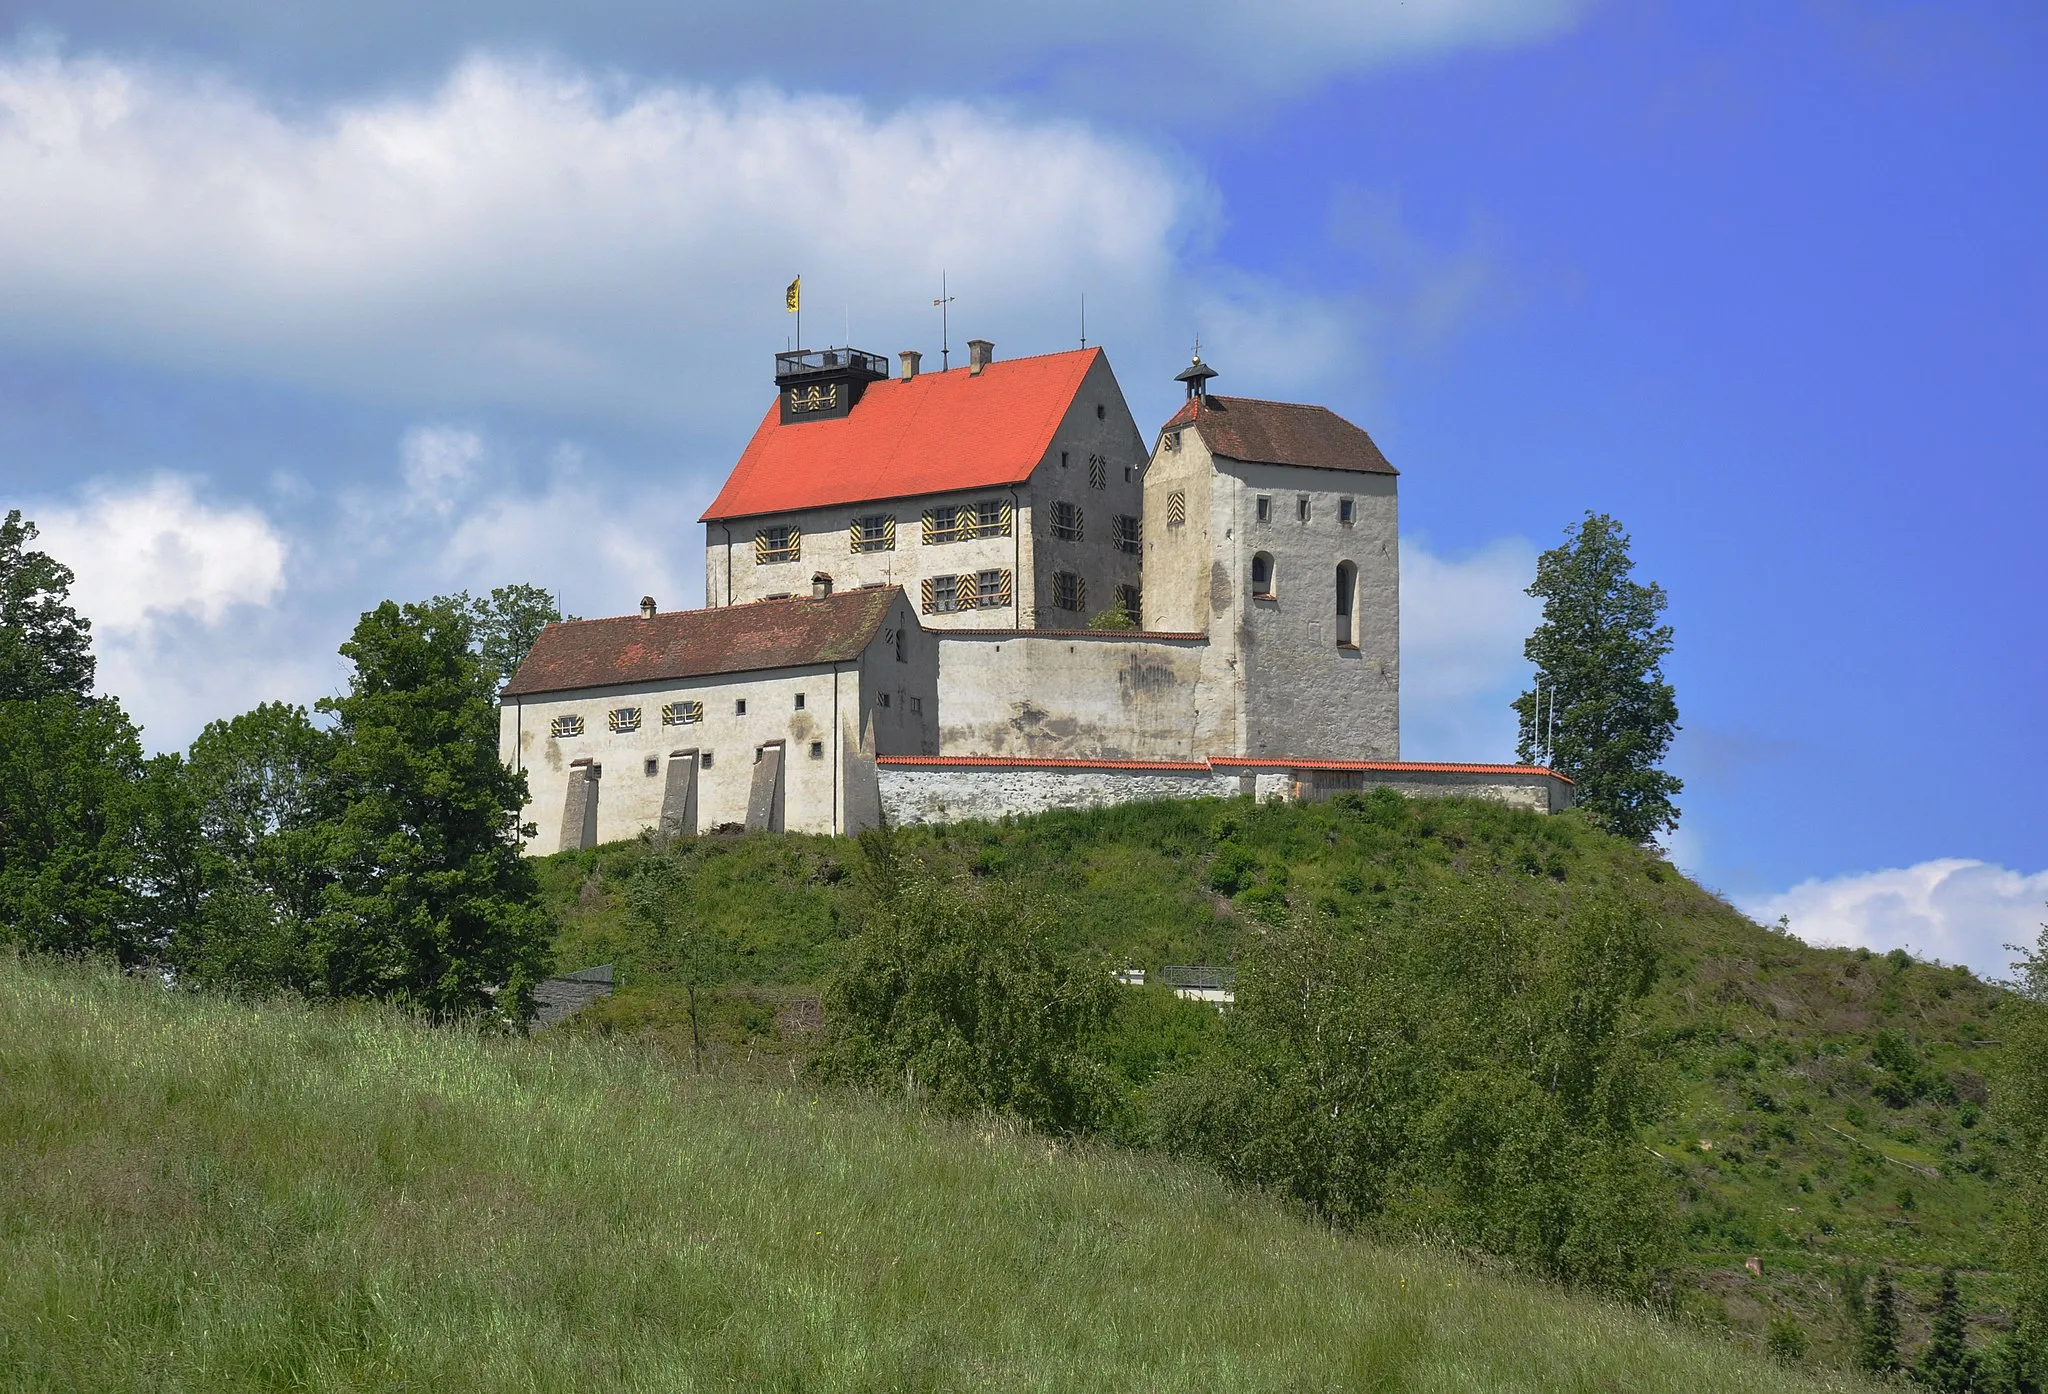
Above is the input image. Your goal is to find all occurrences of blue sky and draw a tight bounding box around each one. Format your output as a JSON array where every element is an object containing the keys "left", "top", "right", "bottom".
[{"left": 2, "top": 1, "right": 2042, "bottom": 973}]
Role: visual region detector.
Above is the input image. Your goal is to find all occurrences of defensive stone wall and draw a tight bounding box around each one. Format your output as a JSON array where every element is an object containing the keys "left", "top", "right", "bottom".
[{"left": 878, "top": 756, "right": 1573, "bottom": 826}]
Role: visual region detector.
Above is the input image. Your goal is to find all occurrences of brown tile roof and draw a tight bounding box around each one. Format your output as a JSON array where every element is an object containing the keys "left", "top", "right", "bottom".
[
  {"left": 503, "top": 588, "right": 902, "bottom": 696},
  {"left": 1163, "top": 395, "right": 1397, "bottom": 476}
]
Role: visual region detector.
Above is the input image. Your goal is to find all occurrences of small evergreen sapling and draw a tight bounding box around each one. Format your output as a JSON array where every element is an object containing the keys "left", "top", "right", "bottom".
[
  {"left": 1862, "top": 1268, "right": 1902, "bottom": 1376},
  {"left": 1917, "top": 1267, "right": 1978, "bottom": 1391}
]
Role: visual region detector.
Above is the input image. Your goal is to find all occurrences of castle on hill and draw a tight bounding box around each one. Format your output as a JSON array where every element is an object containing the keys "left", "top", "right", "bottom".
[{"left": 500, "top": 338, "right": 1570, "bottom": 850}]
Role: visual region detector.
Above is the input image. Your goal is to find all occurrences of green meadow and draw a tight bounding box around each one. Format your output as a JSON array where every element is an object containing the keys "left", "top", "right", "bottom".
[{"left": 1, "top": 952, "right": 1866, "bottom": 1393}]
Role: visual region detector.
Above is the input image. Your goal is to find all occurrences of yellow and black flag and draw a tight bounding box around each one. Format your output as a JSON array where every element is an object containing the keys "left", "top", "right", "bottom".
[{"left": 785, "top": 276, "right": 801, "bottom": 312}]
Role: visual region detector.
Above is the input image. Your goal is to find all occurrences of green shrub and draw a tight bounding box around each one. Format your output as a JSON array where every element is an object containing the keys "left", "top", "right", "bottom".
[
  {"left": 813, "top": 832, "right": 1121, "bottom": 1133},
  {"left": 1145, "top": 875, "right": 1673, "bottom": 1294}
]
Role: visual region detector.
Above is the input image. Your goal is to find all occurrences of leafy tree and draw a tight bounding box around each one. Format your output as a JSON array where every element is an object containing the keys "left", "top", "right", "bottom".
[
  {"left": 158, "top": 703, "right": 335, "bottom": 993},
  {"left": 0, "top": 695, "right": 150, "bottom": 961},
  {"left": 1513, "top": 512, "right": 1681, "bottom": 842},
  {"left": 623, "top": 854, "right": 734, "bottom": 1071},
  {"left": 1147, "top": 875, "right": 1671, "bottom": 1294},
  {"left": 434, "top": 583, "right": 569, "bottom": 689},
  {"left": 1088, "top": 596, "right": 1138, "bottom": 630},
  {"left": 1863, "top": 1268, "right": 1903, "bottom": 1376},
  {"left": 312, "top": 599, "right": 551, "bottom": 1019},
  {"left": 0, "top": 510, "right": 94, "bottom": 701},
  {"left": 1917, "top": 1267, "right": 1979, "bottom": 1391},
  {"left": 816, "top": 829, "right": 1122, "bottom": 1134}
]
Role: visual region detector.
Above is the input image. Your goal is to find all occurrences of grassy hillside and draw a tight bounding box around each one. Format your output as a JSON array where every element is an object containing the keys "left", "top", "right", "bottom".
[
  {"left": 539, "top": 794, "right": 2020, "bottom": 1369},
  {"left": 0, "top": 954, "right": 1865, "bottom": 1393}
]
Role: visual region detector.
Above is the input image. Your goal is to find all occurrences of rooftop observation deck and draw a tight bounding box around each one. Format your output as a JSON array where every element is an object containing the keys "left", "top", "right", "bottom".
[{"left": 774, "top": 347, "right": 889, "bottom": 385}]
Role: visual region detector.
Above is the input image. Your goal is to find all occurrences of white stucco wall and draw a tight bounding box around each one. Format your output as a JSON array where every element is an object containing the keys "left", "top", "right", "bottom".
[
  {"left": 500, "top": 596, "right": 938, "bottom": 847},
  {"left": 706, "top": 488, "right": 1032, "bottom": 628},
  {"left": 932, "top": 631, "right": 1230, "bottom": 760}
]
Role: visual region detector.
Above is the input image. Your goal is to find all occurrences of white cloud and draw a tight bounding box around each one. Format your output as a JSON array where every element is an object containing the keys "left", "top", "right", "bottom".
[
  {"left": 1399, "top": 534, "right": 1540, "bottom": 761},
  {"left": 0, "top": 50, "right": 1279, "bottom": 430},
  {"left": 1745, "top": 860, "right": 2048, "bottom": 981},
  {"left": 22, "top": 1, "right": 1595, "bottom": 114},
  {"left": 400, "top": 425, "right": 485, "bottom": 517},
  {"left": 32, "top": 475, "right": 286, "bottom": 633}
]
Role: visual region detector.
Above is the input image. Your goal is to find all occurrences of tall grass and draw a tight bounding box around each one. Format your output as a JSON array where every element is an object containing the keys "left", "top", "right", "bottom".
[{"left": 0, "top": 955, "right": 1868, "bottom": 1392}]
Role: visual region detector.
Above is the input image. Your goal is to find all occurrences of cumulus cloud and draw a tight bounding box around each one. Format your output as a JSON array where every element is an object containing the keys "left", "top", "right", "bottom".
[
  {"left": 1745, "top": 860, "right": 2048, "bottom": 981},
  {"left": 15, "top": 1, "right": 1595, "bottom": 114},
  {"left": 0, "top": 50, "right": 1254, "bottom": 431},
  {"left": 1399, "top": 534, "right": 1540, "bottom": 761},
  {"left": 32, "top": 475, "right": 286, "bottom": 633}
]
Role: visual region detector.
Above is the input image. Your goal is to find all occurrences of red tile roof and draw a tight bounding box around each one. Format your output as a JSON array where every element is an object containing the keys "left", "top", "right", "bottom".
[
  {"left": 503, "top": 589, "right": 901, "bottom": 696},
  {"left": 701, "top": 348, "right": 1104, "bottom": 522},
  {"left": 1165, "top": 395, "right": 1398, "bottom": 476}
]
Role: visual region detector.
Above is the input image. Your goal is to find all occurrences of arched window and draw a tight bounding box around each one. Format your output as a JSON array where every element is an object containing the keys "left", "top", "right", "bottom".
[
  {"left": 1251, "top": 552, "right": 1275, "bottom": 598},
  {"left": 1335, "top": 561, "right": 1357, "bottom": 646}
]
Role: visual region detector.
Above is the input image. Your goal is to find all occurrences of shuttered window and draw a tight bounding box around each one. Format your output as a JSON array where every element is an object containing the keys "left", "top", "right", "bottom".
[
  {"left": 550, "top": 714, "right": 585, "bottom": 738},
  {"left": 1116, "top": 584, "right": 1142, "bottom": 627},
  {"left": 923, "top": 499, "right": 1011, "bottom": 543},
  {"left": 1050, "top": 500, "right": 1084, "bottom": 541},
  {"left": 755, "top": 525, "right": 799, "bottom": 564},
  {"left": 1166, "top": 491, "right": 1186, "bottom": 527},
  {"left": 608, "top": 707, "right": 641, "bottom": 733},
  {"left": 1113, "top": 514, "right": 1140, "bottom": 554},
  {"left": 850, "top": 514, "right": 896, "bottom": 552},
  {"left": 975, "top": 569, "right": 1012, "bottom": 608},
  {"left": 661, "top": 701, "right": 703, "bottom": 726},
  {"left": 1053, "top": 571, "right": 1086, "bottom": 613},
  {"left": 923, "top": 571, "right": 1010, "bottom": 612}
]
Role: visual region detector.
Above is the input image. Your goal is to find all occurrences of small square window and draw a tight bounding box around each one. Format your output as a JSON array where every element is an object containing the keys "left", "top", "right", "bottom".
[
  {"left": 735, "top": 698, "right": 747, "bottom": 716},
  {"left": 644, "top": 757, "right": 659, "bottom": 776},
  {"left": 1061, "top": 450, "right": 1070, "bottom": 468},
  {"left": 662, "top": 700, "right": 703, "bottom": 726},
  {"left": 1095, "top": 403, "right": 1106, "bottom": 420},
  {"left": 908, "top": 696, "right": 923, "bottom": 715},
  {"left": 794, "top": 693, "right": 806, "bottom": 711},
  {"left": 878, "top": 691, "right": 892, "bottom": 708},
  {"left": 1113, "top": 514, "right": 1140, "bottom": 555},
  {"left": 1053, "top": 571, "right": 1086, "bottom": 612},
  {"left": 700, "top": 751, "right": 714, "bottom": 769},
  {"left": 1339, "top": 497, "right": 1355, "bottom": 525},
  {"left": 1297, "top": 495, "right": 1310, "bottom": 522},
  {"left": 809, "top": 740, "right": 824, "bottom": 759},
  {"left": 1050, "top": 500, "right": 1083, "bottom": 541},
  {"left": 550, "top": 714, "right": 585, "bottom": 739},
  {"left": 1256, "top": 496, "right": 1272, "bottom": 523},
  {"left": 608, "top": 706, "right": 641, "bottom": 734}
]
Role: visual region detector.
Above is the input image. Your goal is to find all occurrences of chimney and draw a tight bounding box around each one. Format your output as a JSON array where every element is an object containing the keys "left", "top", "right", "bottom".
[
  {"left": 967, "top": 339, "right": 994, "bottom": 375},
  {"left": 639, "top": 596, "right": 656, "bottom": 619},
  {"left": 899, "top": 349, "right": 922, "bottom": 381},
  {"left": 811, "top": 572, "right": 833, "bottom": 599}
]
